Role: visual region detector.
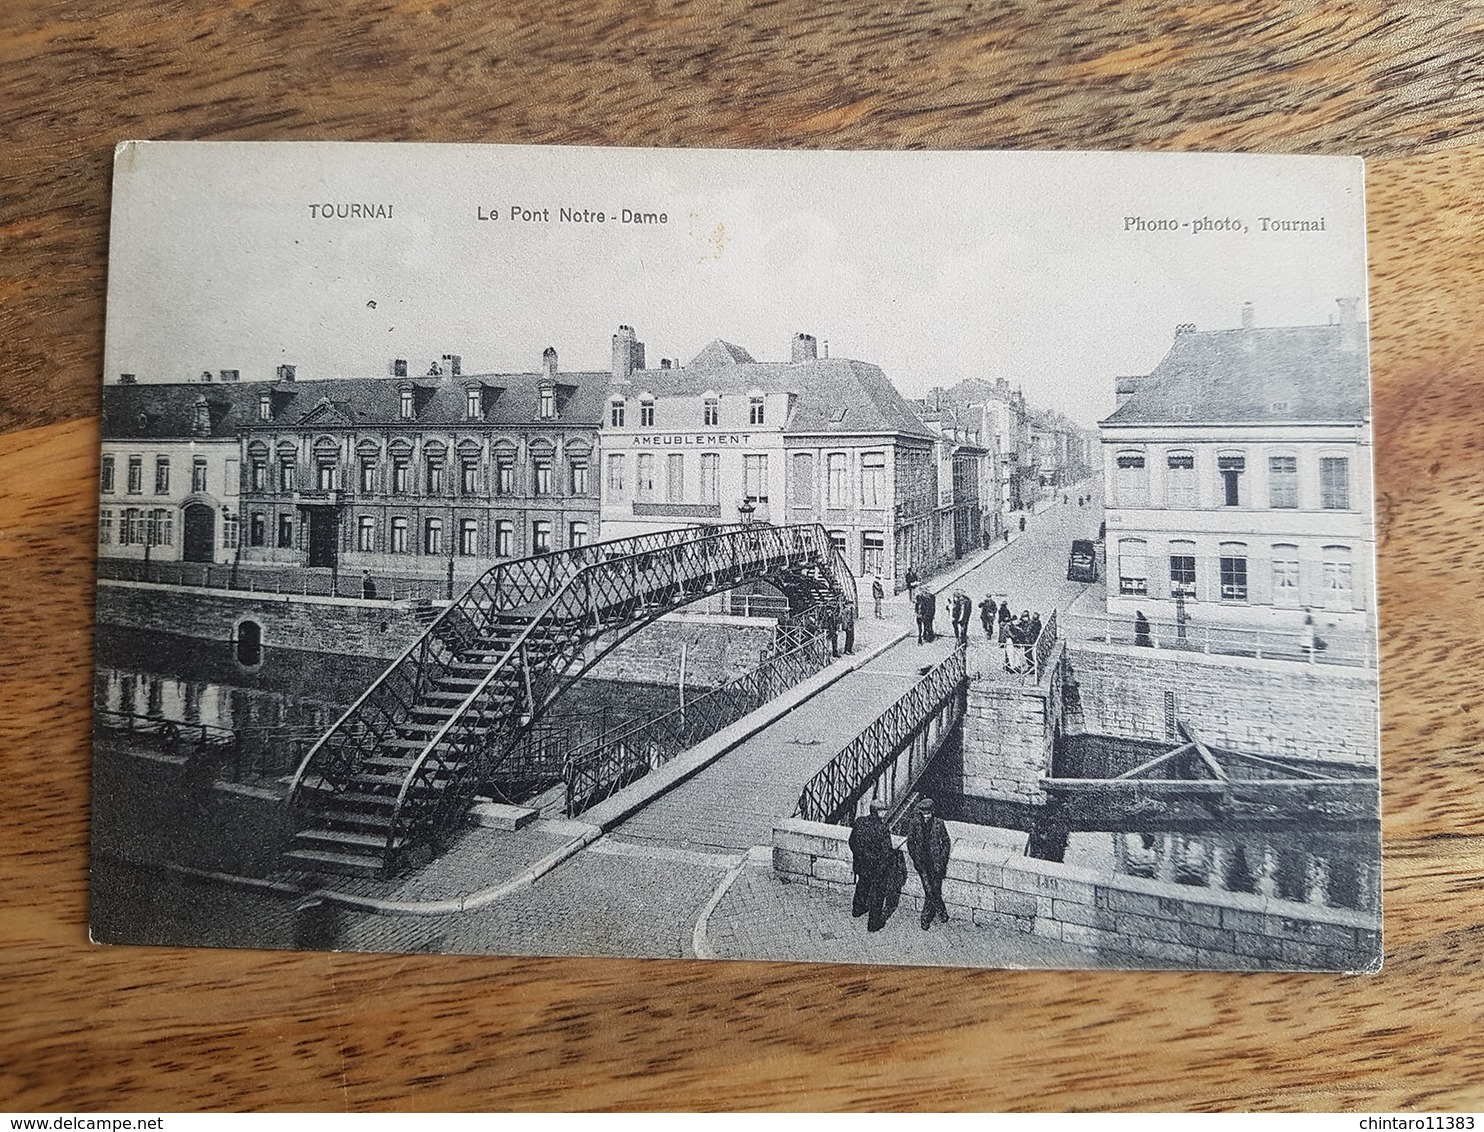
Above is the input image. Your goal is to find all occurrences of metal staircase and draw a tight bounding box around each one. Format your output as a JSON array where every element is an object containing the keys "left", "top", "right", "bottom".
[{"left": 283, "top": 523, "right": 855, "bottom": 876}]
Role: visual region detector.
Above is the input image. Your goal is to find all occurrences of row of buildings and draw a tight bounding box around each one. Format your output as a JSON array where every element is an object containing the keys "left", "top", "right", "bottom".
[
  {"left": 100, "top": 328, "right": 1067, "bottom": 593},
  {"left": 1098, "top": 299, "right": 1374, "bottom": 633}
]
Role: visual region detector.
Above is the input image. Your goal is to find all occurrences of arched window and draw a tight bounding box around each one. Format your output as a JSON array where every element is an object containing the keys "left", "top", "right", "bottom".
[{"left": 1115, "top": 450, "right": 1147, "bottom": 507}]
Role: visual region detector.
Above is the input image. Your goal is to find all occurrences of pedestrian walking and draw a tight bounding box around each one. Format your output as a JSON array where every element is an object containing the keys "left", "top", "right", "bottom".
[
  {"left": 824, "top": 603, "right": 841, "bottom": 658},
  {"left": 871, "top": 575, "right": 885, "bottom": 619},
  {"left": 905, "top": 566, "right": 920, "bottom": 606},
  {"left": 849, "top": 799, "right": 895, "bottom": 933},
  {"left": 914, "top": 590, "right": 930, "bottom": 644},
  {"left": 1134, "top": 609, "right": 1152, "bottom": 647},
  {"left": 907, "top": 797, "right": 952, "bottom": 930},
  {"left": 1029, "top": 611, "right": 1043, "bottom": 642},
  {"left": 998, "top": 601, "right": 1013, "bottom": 642},
  {"left": 843, "top": 601, "right": 856, "bottom": 656},
  {"left": 979, "top": 595, "right": 996, "bottom": 638},
  {"left": 923, "top": 589, "right": 937, "bottom": 642},
  {"left": 1018, "top": 514, "right": 1027, "bottom": 534},
  {"left": 949, "top": 591, "right": 969, "bottom": 643}
]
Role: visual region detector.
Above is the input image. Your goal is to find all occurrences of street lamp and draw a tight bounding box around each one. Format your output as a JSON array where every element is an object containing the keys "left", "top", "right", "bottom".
[{"left": 737, "top": 498, "right": 756, "bottom": 526}]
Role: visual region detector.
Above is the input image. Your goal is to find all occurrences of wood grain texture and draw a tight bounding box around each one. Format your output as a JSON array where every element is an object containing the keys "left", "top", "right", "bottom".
[{"left": 3, "top": 0, "right": 1483, "bottom": 1111}]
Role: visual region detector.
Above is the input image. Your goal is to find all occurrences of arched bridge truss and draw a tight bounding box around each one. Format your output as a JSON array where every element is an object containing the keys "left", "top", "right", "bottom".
[{"left": 284, "top": 523, "right": 856, "bottom": 876}]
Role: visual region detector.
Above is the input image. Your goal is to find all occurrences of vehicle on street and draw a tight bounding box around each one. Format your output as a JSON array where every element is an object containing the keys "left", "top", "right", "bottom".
[{"left": 1066, "top": 538, "right": 1099, "bottom": 582}]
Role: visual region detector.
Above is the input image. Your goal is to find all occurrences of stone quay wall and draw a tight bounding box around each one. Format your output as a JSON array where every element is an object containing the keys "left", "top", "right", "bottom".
[
  {"left": 949, "top": 644, "right": 1068, "bottom": 805},
  {"left": 772, "top": 818, "right": 1381, "bottom": 971},
  {"left": 1066, "top": 639, "right": 1380, "bottom": 765},
  {"left": 97, "top": 580, "right": 775, "bottom": 685}
]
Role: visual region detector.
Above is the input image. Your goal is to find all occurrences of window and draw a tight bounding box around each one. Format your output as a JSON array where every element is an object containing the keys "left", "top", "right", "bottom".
[
  {"left": 570, "top": 521, "right": 588, "bottom": 547},
  {"left": 461, "top": 458, "right": 479, "bottom": 495},
  {"left": 280, "top": 457, "right": 296, "bottom": 492},
  {"left": 459, "top": 518, "right": 478, "bottom": 556},
  {"left": 636, "top": 454, "right": 655, "bottom": 497},
  {"left": 861, "top": 452, "right": 886, "bottom": 509},
  {"left": 792, "top": 453, "right": 814, "bottom": 506},
  {"left": 667, "top": 453, "right": 684, "bottom": 501},
  {"left": 534, "top": 458, "right": 553, "bottom": 496},
  {"left": 610, "top": 399, "right": 625, "bottom": 427},
  {"left": 101, "top": 456, "right": 115, "bottom": 493},
  {"left": 570, "top": 460, "right": 589, "bottom": 495},
  {"left": 1219, "top": 544, "right": 1248, "bottom": 601},
  {"left": 426, "top": 458, "right": 444, "bottom": 494},
  {"left": 704, "top": 397, "right": 719, "bottom": 427},
  {"left": 743, "top": 454, "right": 768, "bottom": 503},
  {"left": 1268, "top": 456, "right": 1298, "bottom": 508},
  {"left": 1165, "top": 452, "right": 1195, "bottom": 507},
  {"left": 607, "top": 453, "right": 625, "bottom": 494},
  {"left": 701, "top": 453, "right": 720, "bottom": 504},
  {"left": 250, "top": 513, "right": 266, "bottom": 547},
  {"left": 154, "top": 457, "right": 169, "bottom": 494},
  {"left": 357, "top": 516, "right": 375, "bottom": 552},
  {"left": 1115, "top": 451, "right": 1147, "bottom": 506},
  {"left": 539, "top": 385, "right": 555, "bottom": 420},
  {"left": 749, "top": 396, "right": 765, "bottom": 425},
  {"left": 361, "top": 458, "right": 377, "bottom": 494},
  {"left": 391, "top": 518, "right": 408, "bottom": 553},
  {"left": 496, "top": 455, "right": 515, "bottom": 495},
  {"left": 251, "top": 460, "right": 266, "bottom": 492},
  {"left": 192, "top": 457, "right": 208, "bottom": 494},
  {"left": 223, "top": 512, "right": 239, "bottom": 550},
  {"left": 424, "top": 517, "right": 442, "bottom": 555},
  {"left": 1218, "top": 454, "right": 1246, "bottom": 507},
  {"left": 466, "top": 388, "right": 482, "bottom": 419},
  {"left": 1322, "top": 545, "right": 1354, "bottom": 609},
  {"left": 317, "top": 462, "right": 336, "bottom": 492},
  {"left": 99, "top": 509, "right": 113, "bottom": 545},
  {"left": 1272, "top": 544, "right": 1300, "bottom": 607},
  {"left": 826, "top": 453, "right": 848, "bottom": 508},
  {"left": 639, "top": 399, "right": 655, "bottom": 427},
  {"left": 828, "top": 530, "right": 847, "bottom": 558},
  {"left": 277, "top": 514, "right": 294, "bottom": 549},
  {"left": 1118, "top": 539, "right": 1148, "bottom": 595},
  {"left": 495, "top": 520, "right": 513, "bottom": 557},
  {"left": 392, "top": 457, "right": 409, "bottom": 494},
  {"left": 862, "top": 531, "right": 884, "bottom": 577},
  {"left": 118, "top": 509, "right": 137, "bottom": 546},
  {"left": 258, "top": 394, "right": 271, "bottom": 421},
  {"left": 532, "top": 520, "right": 552, "bottom": 554},
  {"left": 400, "top": 387, "right": 414, "bottom": 420},
  {"left": 146, "top": 508, "right": 172, "bottom": 547},
  {"left": 127, "top": 456, "right": 143, "bottom": 494},
  {"left": 1169, "top": 541, "right": 1197, "bottom": 598},
  {"left": 1320, "top": 457, "right": 1350, "bottom": 510}
]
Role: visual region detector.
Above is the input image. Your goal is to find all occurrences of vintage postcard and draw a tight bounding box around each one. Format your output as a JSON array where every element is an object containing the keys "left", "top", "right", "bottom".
[{"left": 91, "top": 142, "right": 1380, "bottom": 971}]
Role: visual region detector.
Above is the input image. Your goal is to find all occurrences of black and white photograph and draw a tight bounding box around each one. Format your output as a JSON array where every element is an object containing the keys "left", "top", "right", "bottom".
[{"left": 90, "top": 141, "right": 1380, "bottom": 972}]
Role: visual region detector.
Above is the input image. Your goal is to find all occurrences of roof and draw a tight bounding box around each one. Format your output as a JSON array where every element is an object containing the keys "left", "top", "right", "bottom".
[
  {"left": 687, "top": 339, "right": 756, "bottom": 371},
  {"left": 623, "top": 349, "right": 936, "bottom": 440},
  {"left": 1102, "top": 323, "right": 1370, "bottom": 426},
  {"left": 104, "top": 371, "right": 612, "bottom": 437},
  {"left": 101, "top": 381, "right": 264, "bottom": 441}
]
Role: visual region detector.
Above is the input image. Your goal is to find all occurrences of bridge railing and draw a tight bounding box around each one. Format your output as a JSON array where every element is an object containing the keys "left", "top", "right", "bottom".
[
  {"left": 562, "top": 631, "right": 833, "bottom": 816},
  {"left": 1063, "top": 611, "right": 1376, "bottom": 668},
  {"left": 795, "top": 641, "right": 968, "bottom": 825}
]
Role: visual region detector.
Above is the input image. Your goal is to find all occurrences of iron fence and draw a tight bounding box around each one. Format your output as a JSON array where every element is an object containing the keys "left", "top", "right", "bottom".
[
  {"left": 98, "top": 557, "right": 456, "bottom": 603},
  {"left": 1064, "top": 611, "right": 1375, "bottom": 668},
  {"left": 563, "top": 632, "right": 833, "bottom": 816},
  {"left": 795, "top": 641, "right": 968, "bottom": 825}
]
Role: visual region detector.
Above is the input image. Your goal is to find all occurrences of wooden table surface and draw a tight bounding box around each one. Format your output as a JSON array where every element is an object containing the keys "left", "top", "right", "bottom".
[{"left": 4, "top": 0, "right": 1483, "bottom": 1112}]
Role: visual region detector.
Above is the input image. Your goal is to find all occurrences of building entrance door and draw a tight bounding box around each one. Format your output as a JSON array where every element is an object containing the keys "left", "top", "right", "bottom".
[
  {"left": 182, "top": 503, "right": 215, "bottom": 562},
  {"left": 307, "top": 510, "right": 338, "bottom": 568}
]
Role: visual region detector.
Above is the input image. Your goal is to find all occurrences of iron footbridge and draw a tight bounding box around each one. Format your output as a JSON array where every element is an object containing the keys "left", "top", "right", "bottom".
[{"left": 283, "top": 523, "right": 856, "bottom": 876}]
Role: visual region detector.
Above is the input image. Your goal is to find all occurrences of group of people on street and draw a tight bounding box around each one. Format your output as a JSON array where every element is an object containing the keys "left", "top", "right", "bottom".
[{"left": 848, "top": 795, "right": 953, "bottom": 933}]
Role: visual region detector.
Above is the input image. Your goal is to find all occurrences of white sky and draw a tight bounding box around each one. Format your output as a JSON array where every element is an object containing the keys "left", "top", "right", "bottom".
[{"left": 105, "top": 142, "right": 1368, "bottom": 428}]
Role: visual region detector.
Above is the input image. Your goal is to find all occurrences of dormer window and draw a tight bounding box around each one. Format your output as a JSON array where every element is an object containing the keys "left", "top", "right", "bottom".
[
  {"left": 400, "top": 385, "right": 415, "bottom": 420},
  {"left": 639, "top": 395, "right": 655, "bottom": 427},
  {"left": 465, "top": 387, "right": 482, "bottom": 420},
  {"left": 749, "top": 394, "right": 765, "bottom": 426},
  {"left": 703, "top": 394, "right": 719, "bottom": 427},
  {"left": 258, "top": 394, "right": 271, "bottom": 422},
  {"left": 610, "top": 398, "right": 626, "bottom": 428},
  {"left": 539, "top": 384, "right": 555, "bottom": 420}
]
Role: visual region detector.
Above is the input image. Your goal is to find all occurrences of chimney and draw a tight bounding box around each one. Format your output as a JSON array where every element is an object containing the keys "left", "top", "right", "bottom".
[
  {"left": 660, "top": 359, "right": 672, "bottom": 369},
  {"left": 1174, "top": 323, "right": 1196, "bottom": 337},
  {"left": 118, "top": 373, "right": 136, "bottom": 385},
  {"left": 1336, "top": 296, "right": 1361, "bottom": 352},
  {"left": 791, "top": 332, "right": 817, "bottom": 362},
  {"left": 199, "top": 370, "right": 213, "bottom": 383},
  {"left": 611, "top": 324, "right": 643, "bottom": 383},
  {"left": 442, "top": 354, "right": 462, "bottom": 377},
  {"left": 1240, "top": 301, "right": 1255, "bottom": 330},
  {"left": 276, "top": 364, "right": 296, "bottom": 382},
  {"left": 219, "top": 369, "right": 239, "bottom": 383},
  {"left": 542, "top": 346, "right": 558, "bottom": 380},
  {"left": 392, "top": 358, "right": 408, "bottom": 378}
]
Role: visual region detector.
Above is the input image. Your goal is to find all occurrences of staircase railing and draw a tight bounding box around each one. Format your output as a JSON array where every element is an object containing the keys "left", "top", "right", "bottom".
[
  {"left": 795, "top": 641, "right": 967, "bottom": 825},
  {"left": 287, "top": 522, "right": 856, "bottom": 861}
]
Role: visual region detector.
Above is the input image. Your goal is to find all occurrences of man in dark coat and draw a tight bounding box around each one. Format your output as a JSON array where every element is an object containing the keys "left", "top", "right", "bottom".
[
  {"left": 849, "top": 799, "right": 895, "bottom": 932},
  {"left": 998, "top": 601, "right": 1013, "bottom": 642},
  {"left": 905, "top": 566, "right": 920, "bottom": 605},
  {"left": 953, "top": 592, "right": 972, "bottom": 643},
  {"left": 907, "top": 796, "right": 952, "bottom": 930},
  {"left": 979, "top": 595, "right": 996, "bottom": 638},
  {"left": 871, "top": 576, "right": 885, "bottom": 619},
  {"left": 914, "top": 590, "right": 930, "bottom": 644},
  {"left": 922, "top": 589, "right": 937, "bottom": 642}
]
